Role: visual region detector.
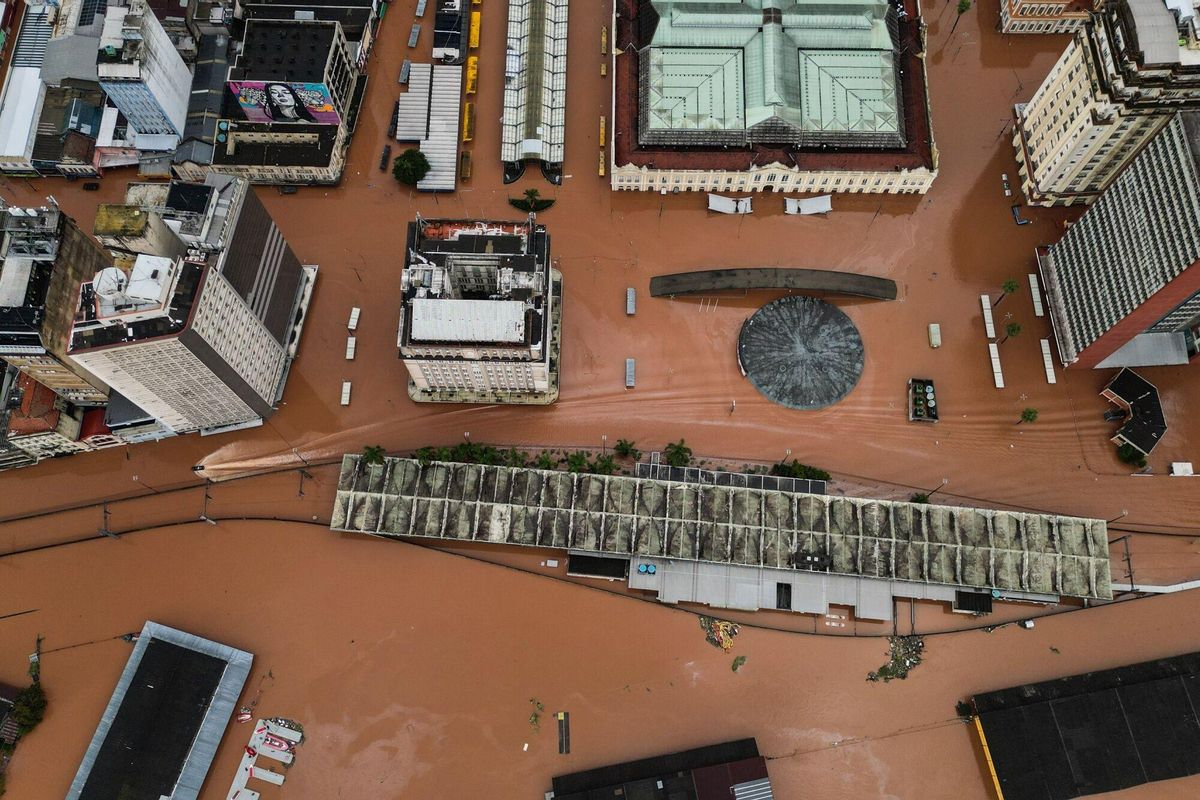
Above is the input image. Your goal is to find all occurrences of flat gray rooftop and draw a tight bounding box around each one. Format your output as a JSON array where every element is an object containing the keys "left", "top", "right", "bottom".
[{"left": 331, "top": 457, "right": 1112, "bottom": 600}]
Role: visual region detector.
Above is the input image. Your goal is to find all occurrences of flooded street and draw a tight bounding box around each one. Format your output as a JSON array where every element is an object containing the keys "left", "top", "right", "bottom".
[
  {"left": 2, "top": 0, "right": 1200, "bottom": 796},
  {"left": 1, "top": 521, "right": 1200, "bottom": 799}
]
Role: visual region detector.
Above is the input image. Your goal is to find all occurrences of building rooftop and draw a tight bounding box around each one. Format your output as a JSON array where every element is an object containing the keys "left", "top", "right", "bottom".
[
  {"left": 93, "top": 204, "right": 152, "bottom": 237},
  {"left": 551, "top": 739, "right": 772, "bottom": 800},
  {"left": 65, "top": 621, "right": 253, "bottom": 800},
  {"left": 211, "top": 119, "right": 340, "bottom": 168},
  {"left": 615, "top": 0, "right": 934, "bottom": 173},
  {"left": 5, "top": 372, "right": 61, "bottom": 436},
  {"left": 236, "top": 0, "right": 376, "bottom": 42},
  {"left": 1104, "top": 368, "right": 1168, "bottom": 455},
  {"left": 972, "top": 651, "right": 1200, "bottom": 800},
  {"left": 331, "top": 457, "right": 1113, "bottom": 600},
  {"left": 410, "top": 298, "right": 528, "bottom": 343},
  {"left": 640, "top": 0, "right": 902, "bottom": 146},
  {"left": 228, "top": 19, "right": 338, "bottom": 83},
  {"left": 70, "top": 258, "right": 203, "bottom": 352}
]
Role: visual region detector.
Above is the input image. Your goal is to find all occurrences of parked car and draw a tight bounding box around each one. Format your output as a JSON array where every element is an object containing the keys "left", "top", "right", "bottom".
[
  {"left": 82, "top": 182, "right": 100, "bottom": 191},
  {"left": 380, "top": 144, "right": 392, "bottom": 172}
]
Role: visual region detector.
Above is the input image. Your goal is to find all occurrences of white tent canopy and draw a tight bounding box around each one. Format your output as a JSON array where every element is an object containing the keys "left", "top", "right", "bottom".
[
  {"left": 707, "top": 194, "right": 753, "bottom": 214},
  {"left": 785, "top": 195, "right": 833, "bottom": 215}
]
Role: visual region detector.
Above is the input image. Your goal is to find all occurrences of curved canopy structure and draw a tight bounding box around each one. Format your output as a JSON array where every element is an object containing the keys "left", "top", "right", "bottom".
[{"left": 649, "top": 268, "right": 897, "bottom": 299}]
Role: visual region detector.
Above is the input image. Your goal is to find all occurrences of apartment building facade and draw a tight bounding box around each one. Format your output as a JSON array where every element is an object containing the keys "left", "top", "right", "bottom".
[
  {"left": 999, "top": 0, "right": 1095, "bottom": 34},
  {"left": 1013, "top": 0, "right": 1200, "bottom": 206},
  {"left": 96, "top": 0, "right": 192, "bottom": 150},
  {"left": 1039, "top": 112, "right": 1200, "bottom": 368}
]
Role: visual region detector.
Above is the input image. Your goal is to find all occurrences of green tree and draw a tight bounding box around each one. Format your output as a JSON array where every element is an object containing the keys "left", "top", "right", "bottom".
[
  {"left": 590, "top": 454, "right": 618, "bottom": 475},
  {"left": 1000, "top": 322, "right": 1022, "bottom": 344},
  {"left": 361, "top": 445, "right": 386, "bottom": 465},
  {"left": 566, "top": 451, "right": 590, "bottom": 473},
  {"left": 1017, "top": 407, "right": 1039, "bottom": 425},
  {"left": 508, "top": 187, "right": 556, "bottom": 213},
  {"left": 663, "top": 439, "right": 693, "bottom": 467},
  {"left": 12, "top": 682, "right": 46, "bottom": 737},
  {"left": 614, "top": 438, "right": 640, "bottom": 460},
  {"left": 994, "top": 278, "right": 1020, "bottom": 307},
  {"left": 535, "top": 451, "right": 557, "bottom": 470},
  {"left": 910, "top": 492, "right": 931, "bottom": 504},
  {"left": 949, "top": 0, "right": 971, "bottom": 35},
  {"left": 505, "top": 448, "right": 528, "bottom": 468},
  {"left": 1116, "top": 443, "right": 1147, "bottom": 468},
  {"left": 392, "top": 148, "right": 430, "bottom": 185}
]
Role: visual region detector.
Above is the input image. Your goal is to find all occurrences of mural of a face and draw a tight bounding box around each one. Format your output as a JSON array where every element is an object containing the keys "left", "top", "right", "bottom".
[
  {"left": 268, "top": 84, "right": 295, "bottom": 112},
  {"left": 229, "top": 81, "right": 341, "bottom": 125}
]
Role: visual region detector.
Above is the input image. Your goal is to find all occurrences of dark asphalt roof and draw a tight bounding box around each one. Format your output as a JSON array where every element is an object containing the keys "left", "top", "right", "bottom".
[
  {"left": 1104, "top": 368, "right": 1167, "bottom": 455},
  {"left": 973, "top": 651, "right": 1200, "bottom": 800}
]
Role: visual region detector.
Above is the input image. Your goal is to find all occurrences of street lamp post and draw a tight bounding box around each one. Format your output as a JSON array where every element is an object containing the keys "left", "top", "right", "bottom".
[
  {"left": 1107, "top": 509, "right": 1129, "bottom": 524},
  {"left": 602, "top": 434, "right": 607, "bottom": 455},
  {"left": 927, "top": 477, "right": 950, "bottom": 497}
]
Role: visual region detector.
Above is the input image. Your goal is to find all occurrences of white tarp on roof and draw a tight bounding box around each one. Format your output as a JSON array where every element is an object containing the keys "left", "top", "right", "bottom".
[
  {"left": 707, "top": 194, "right": 752, "bottom": 214},
  {"left": 785, "top": 195, "right": 833, "bottom": 215},
  {"left": 410, "top": 298, "right": 526, "bottom": 343}
]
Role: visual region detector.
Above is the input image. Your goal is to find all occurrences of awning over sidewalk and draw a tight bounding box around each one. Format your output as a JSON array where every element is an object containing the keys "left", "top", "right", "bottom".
[
  {"left": 707, "top": 194, "right": 752, "bottom": 214},
  {"left": 785, "top": 195, "right": 832, "bottom": 215}
]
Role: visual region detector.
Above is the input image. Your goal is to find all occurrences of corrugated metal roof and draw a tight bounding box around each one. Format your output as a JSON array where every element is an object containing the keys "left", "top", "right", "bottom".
[
  {"left": 644, "top": 0, "right": 900, "bottom": 138},
  {"left": 409, "top": 298, "right": 526, "bottom": 342},
  {"left": 417, "top": 64, "right": 462, "bottom": 191},
  {"left": 395, "top": 63, "right": 432, "bottom": 141},
  {"left": 733, "top": 778, "right": 775, "bottom": 800}
]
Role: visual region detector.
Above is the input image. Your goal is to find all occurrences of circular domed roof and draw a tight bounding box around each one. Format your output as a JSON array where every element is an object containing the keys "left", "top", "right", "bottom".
[{"left": 737, "top": 296, "right": 864, "bottom": 410}]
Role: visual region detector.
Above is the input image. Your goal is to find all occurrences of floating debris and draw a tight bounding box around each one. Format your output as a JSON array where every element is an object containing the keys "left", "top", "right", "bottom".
[
  {"left": 528, "top": 698, "right": 544, "bottom": 731},
  {"left": 867, "top": 636, "right": 925, "bottom": 682},
  {"left": 732, "top": 655, "right": 747, "bottom": 672},
  {"left": 699, "top": 616, "right": 740, "bottom": 652}
]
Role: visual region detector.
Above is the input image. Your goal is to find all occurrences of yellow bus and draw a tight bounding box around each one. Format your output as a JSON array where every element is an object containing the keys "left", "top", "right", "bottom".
[
  {"left": 462, "top": 102, "right": 475, "bottom": 142},
  {"left": 466, "top": 56, "right": 479, "bottom": 95},
  {"left": 599, "top": 116, "right": 606, "bottom": 147},
  {"left": 469, "top": 11, "right": 481, "bottom": 49},
  {"left": 601, "top": 26, "right": 608, "bottom": 55}
]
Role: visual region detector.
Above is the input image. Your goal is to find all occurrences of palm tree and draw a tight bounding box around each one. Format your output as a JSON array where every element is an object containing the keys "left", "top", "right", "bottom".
[
  {"left": 361, "top": 444, "right": 387, "bottom": 465},
  {"left": 1017, "top": 408, "right": 1039, "bottom": 425},
  {"left": 663, "top": 439, "right": 693, "bottom": 467},
  {"left": 524, "top": 188, "right": 541, "bottom": 206},
  {"left": 566, "top": 451, "right": 590, "bottom": 473},
  {"left": 590, "top": 454, "right": 618, "bottom": 475},
  {"left": 949, "top": 0, "right": 971, "bottom": 35},
  {"left": 1000, "top": 322, "right": 1022, "bottom": 344},
  {"left": 614, "top": 438, "right": 640, "bottom": 460},
  {"left": 994, "top": 278, "right": 1020, "bottom": 307}
]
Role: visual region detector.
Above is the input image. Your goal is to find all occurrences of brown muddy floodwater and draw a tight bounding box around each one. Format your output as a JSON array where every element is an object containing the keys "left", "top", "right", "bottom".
[
  {"left": 0, "top": 522, "right": 1198, "bottom": 800},
  {"left": 2, "top": 0, "right": 1200, "bottom": 796}
]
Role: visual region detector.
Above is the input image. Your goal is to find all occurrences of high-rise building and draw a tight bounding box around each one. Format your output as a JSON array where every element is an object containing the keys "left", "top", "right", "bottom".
[
  {"left": 93, "top": 174, "right": 311, "bottom": 345},
  {"left": 397, "top": 217, "right": 560, "bottom": 403},
  {"left": 187, "top": 18, "right": 362, "bottom": 185},
  {"left": 999, "top": 0, "right": 1097, "bottom": 35},
  {"left": 1013, "top": 0, "right": 1200, "bottom": 206},
  {"left": 66, "top": 254, "right": 291, "bottom": 434},
  {"left": 0, "top": 205, "right": 111, "bottom": 405},
  {"left": 1039, "top": 112, "right": 1200, "bottom": 368},
  {"left": 96, "top": 0, "right": 193, "bottom": 150}
]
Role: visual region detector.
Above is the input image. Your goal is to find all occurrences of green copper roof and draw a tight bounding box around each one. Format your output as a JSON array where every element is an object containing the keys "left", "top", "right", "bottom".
[{"left": 641, "top": 0, "right": 902, "bottom": 143}]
